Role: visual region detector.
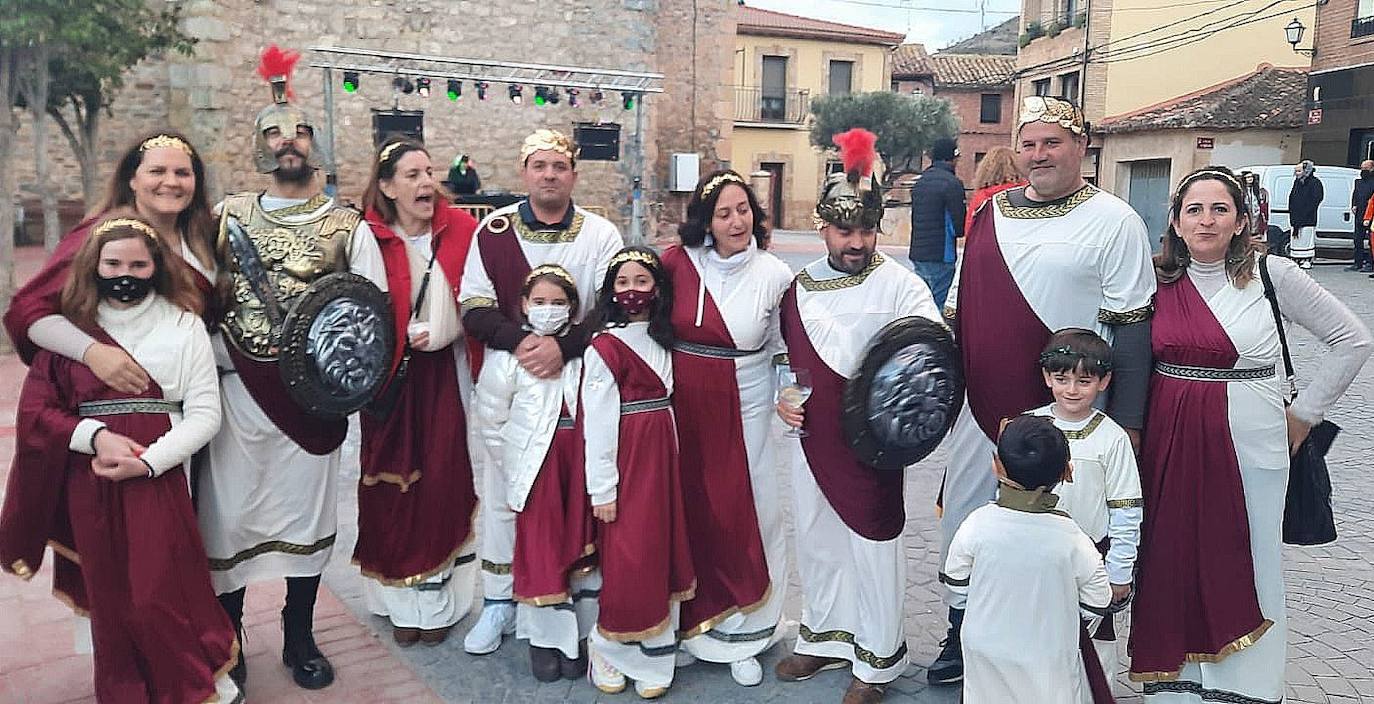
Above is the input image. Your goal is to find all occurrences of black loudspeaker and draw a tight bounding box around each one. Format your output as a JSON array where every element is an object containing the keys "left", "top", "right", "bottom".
[
  {"left": 372, "top": 109, "right": 424, "bottom": 147},
  {"left": 574, "top": 122, "right": 621, "bottom": 162}
]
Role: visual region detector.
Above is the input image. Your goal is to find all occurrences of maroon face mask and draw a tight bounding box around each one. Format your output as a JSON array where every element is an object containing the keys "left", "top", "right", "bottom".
[{"left": 613, "top": 288, "right": 654, "bottom": 316}]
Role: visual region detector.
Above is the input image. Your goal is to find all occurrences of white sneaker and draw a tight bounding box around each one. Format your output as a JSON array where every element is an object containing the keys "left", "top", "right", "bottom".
[
  {"left": 730, "top": 657, "right": 763, "bottom": 686},
  {"left": 674, "top": 648, "right": 698, "bottom": 667},
  {"left": 589, "top": 648, "right": 626, "bottom": 694},
  {"left": 462, "top": 602, "right": 515, "bottom": 655},
  {"left": 634, "top": 679, "right": 670, "bottom": 699}
]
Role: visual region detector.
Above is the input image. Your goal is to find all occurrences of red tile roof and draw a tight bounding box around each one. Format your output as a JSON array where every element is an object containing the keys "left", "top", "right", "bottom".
[
  {"left": 930, "top": 53, "right": 1016, "bottom": 88},
  {"left": 891, "top": 43, "right": 933, "bottom": 78},
  {"left": 1099, "top": 65, "right": 1308, "bottom": 133},
  {"left": 737, "top": 6, "right": 906, "bottom": 46}
]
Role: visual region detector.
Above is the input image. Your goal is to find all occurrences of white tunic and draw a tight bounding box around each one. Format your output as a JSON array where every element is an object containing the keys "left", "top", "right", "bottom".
[
  {"left": 945, "top": 501, "right": 1111, "bottom": 704},
  {"left": 675, "top": 242, "right": 794, "bottom": 663},
  {"left": 785, "top": 253, "right": 941, "bottom": 685},
  {"left": 940, "top": 186, "right": 1156, "bottom": 609},
  {"left": 199, "top": 194, "right": 389, "bottom": 595}
]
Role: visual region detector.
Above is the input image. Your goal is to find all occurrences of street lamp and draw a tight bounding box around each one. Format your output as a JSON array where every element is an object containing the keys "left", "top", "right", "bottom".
[{"left": 1286, "top": 18, "right": 1316, "bottom": 56}]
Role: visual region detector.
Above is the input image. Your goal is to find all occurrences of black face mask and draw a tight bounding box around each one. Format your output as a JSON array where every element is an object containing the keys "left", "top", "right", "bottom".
[
  {"left": 1362, "top": 170, "right": 1374, "bottom": 179},
  {"left": 96, "top": 274, "right": 154, "bottom": 303}
]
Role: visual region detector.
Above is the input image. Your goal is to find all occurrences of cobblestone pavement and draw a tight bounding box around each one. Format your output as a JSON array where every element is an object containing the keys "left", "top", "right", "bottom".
[{"left": 318, "top": 240, "right": 1374, "bottom": 703}]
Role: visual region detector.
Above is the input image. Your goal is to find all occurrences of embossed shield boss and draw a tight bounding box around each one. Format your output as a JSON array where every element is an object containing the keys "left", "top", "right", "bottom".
[
  {"left": 277, "top": 272, "right": 394, "bottom": 417},
  {"left": 842, "top": 317, "right": 964, "bottom": 471}
]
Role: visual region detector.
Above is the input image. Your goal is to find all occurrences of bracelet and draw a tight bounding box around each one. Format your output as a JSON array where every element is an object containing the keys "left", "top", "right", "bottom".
[
  {"left": 90, "top": 426, "right": 106, "bottom": 454},
  {"left": 142, "top": 458, "right": 155, "bottom": 479}
]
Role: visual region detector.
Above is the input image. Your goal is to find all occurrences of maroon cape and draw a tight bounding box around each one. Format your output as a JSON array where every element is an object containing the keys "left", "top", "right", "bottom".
[
  {"left": 589, "top": 333, "right": 696, "bottom": 640},
  {"left": 0, "top": 332, "right": 236, "bottom": 703},
  {"left": 354, "top": 205, "right": 480, "bottom": 584},
  {"left": 512, "top": 410, "right": 596, "bottom": 604},
  {"left": 954, "top": 197, "right": 1053, "bottom": 441},
  {"left": 1128, "top": 276, "right": 1269, "bottom": 680},
  {"left": 779, "top": 284, "right": 904, "bottom": 541},
  {"left": 661, "top": 245, "right": 771, "bottom": 636}
]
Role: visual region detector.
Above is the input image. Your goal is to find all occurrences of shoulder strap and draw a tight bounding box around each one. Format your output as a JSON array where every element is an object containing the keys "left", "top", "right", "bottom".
[{"left": 1257, "top": 254, "right": 1297, "bottom": 400}]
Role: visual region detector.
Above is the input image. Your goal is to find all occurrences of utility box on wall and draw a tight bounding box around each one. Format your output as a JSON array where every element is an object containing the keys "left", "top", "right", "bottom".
[{"left": 669, "top": 153, "right": 700, "bottom": 192}]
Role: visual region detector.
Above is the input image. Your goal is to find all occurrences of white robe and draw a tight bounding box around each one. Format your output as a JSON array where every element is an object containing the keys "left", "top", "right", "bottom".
[
  {"left": 458, "top": 202, "right": 622, "bottom": 602},
  {"left": 784, "top": 253, "right": 941, "bottom": 684},
  {"left": 940, "top": 186, "right": 1155, "bottom": 609},
  {"left": 944, "top": 501, "right": 1111, "bottom": 704},
  {"left": 198, "top": 194, "right": 389, "bottom": 595},
  {"left": 362, "top": 225, "right": 477, "bottom": 631},
  {"left": 674, "top": 242, "right": 794, "bottom": 663}
]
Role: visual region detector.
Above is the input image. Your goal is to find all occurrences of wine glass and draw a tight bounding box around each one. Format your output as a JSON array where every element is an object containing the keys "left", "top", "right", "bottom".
[{"left": 777, "top": 366, "right": 813, "bottom": 438}]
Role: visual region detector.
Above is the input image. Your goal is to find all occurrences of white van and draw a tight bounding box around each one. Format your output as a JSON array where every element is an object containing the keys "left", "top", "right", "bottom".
[{"left": 1239, "top": 164, "right": 1358, "bottom": 258}]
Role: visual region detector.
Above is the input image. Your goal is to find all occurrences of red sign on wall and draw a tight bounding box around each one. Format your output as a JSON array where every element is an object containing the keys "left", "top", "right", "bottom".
[
  {"left": 1196, "top": 137, "right": 1214, "bottom": 149},
  {"left": 1308, "top": 108, "right": 1323, "bottom": 125}
]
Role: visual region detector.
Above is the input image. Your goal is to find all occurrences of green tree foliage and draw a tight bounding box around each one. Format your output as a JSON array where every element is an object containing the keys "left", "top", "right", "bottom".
[{"left": 809, "top": 91, "right": 959, "bottom": 182}]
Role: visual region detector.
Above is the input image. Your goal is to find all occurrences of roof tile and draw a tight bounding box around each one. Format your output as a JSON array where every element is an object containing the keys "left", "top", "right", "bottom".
[
  {"left": 737, "top": 6, "right": 905, "bottom": 46},
  {"left": 1099, "top": 65, "right": 1308, "bottom": 133}
]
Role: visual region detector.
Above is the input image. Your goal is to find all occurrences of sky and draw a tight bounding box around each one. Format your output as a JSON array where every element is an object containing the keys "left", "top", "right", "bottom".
[{"left": 743, "top": 0, "right": 1022, "bottom": 51}]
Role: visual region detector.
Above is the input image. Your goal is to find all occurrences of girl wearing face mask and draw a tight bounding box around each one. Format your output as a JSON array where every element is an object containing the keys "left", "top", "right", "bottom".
[
  {"left": 581, "top": 246, "right": 695, "bottom": 699},
  {"left": 5, "top": 132, "right": 217, "bottom": 399},
  {"left": 0, "top": 213, "right": 239, "bottom": 704},
  {"left": 355, "top": 138, "right": 481, "bottom": 647},
  {"left": 472, "top": 265, "right": 598, "bottom": 683}
]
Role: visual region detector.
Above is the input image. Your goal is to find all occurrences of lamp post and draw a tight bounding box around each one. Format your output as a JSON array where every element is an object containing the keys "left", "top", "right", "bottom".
[{"left": 1286, "top": 17, "right": 1316, "bottom": 56}]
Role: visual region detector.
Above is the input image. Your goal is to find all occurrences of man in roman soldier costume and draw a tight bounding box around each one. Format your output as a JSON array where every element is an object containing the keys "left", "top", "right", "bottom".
[
  {"left": 197, "top": 45, "right": 391, "bottom": 691},
  {"left": 927, "top": 95, "right": 1155, "bottom": 685},
  {"left": 457, "top": 129, "right": 623, "bottom": 655},
  {"left": 773, "top": 129, "right": 944, "bottom": 704}
]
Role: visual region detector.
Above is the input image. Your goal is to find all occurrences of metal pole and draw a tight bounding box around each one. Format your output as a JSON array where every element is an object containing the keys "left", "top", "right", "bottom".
[
  {"left": 322, "top": 67, "right": 338, "bottom": 196},
  {"left": 629, "top": 96, "right": 645, "bottom": 244}
]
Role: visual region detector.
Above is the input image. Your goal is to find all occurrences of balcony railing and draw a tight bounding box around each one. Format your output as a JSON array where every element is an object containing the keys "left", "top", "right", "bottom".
[
  {"left": 1354, "top": 15, "right": 1374, "bottom": 39},
  {"left": 735, "top": 86, "right": 811, "bottom": 125}
]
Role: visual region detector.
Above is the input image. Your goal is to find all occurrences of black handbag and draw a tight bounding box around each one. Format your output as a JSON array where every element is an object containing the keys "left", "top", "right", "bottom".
[
  {"left": 366, "top": 246, "right": 438, "bottom": 420},
  {"left": 1258, "top": 255, "right": 1339, "bottom": 546}
]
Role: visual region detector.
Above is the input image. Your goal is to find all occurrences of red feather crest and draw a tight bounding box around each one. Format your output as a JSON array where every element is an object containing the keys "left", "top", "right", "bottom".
[
  {"left": 256, "top": 45, "right": 301, "bottom": 100},
  {"left": 832, "top": 128, "right": 877, "bottom": 180}
]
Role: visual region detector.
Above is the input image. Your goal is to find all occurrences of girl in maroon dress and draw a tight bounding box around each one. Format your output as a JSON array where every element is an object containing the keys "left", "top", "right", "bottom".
[
  {"left": 0, "top": 214, "right": 238, "bottom": 703},
  {"left": 582, "top": 247, "right": 696, "bottom": 699}
]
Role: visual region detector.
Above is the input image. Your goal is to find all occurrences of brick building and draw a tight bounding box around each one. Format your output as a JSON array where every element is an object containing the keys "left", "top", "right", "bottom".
[
  {"left": 11, "top": 0, "right": 737, "bottom": 241},
  {"left": 1301, "top": 0, "right": 1374, "bottom": 166}
]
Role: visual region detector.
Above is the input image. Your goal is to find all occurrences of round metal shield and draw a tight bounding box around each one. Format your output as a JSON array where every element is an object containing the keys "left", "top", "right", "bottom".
[
  {"left": 277, "top": 272, "right": 394, "bottom": 418},
  {"left": 842, "top": 317, "right": 964, "bottom": 471}
]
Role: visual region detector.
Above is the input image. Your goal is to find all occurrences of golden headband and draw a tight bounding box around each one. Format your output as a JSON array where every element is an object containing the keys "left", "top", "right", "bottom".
[
  {"left": 520, "top": 129, "right": 578, "bottom": 165},
  {"left": 1174, "top": 169, "right": 1242, "bottom": 199},
  {"left": 94, "top": 218, "right": 159, "bottom": 241},
  {"left": 1017, "top": 96, "right": 1085, "bottom": 136},
  {"left": 378, "top": 141, "right": 414, "bottom": 164},
  {"left": 701, "top": 172, "right": 745, "bottom": 199},
  {"left": 609, "top": 249, "right": 658, "bottom": 271},
  {"left": 140, "top": 134, "right": 194, "bottom": 156},
  {"left": 526, "top": 264, "right": 577, "bottom": 289}
]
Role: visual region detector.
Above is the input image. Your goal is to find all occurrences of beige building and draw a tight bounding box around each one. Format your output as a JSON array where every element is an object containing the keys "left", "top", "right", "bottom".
[
  {"left": 733, "top": 7, "right": 903, "bottom": 230},
  {"left": 1015, "top": 0, "right": 1311, "bottom": 210}
]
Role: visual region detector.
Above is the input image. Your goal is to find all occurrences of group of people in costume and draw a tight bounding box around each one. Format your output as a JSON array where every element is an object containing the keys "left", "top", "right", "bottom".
[{"left": 0, "top": 37, "right": 1370, "bottom": 704}]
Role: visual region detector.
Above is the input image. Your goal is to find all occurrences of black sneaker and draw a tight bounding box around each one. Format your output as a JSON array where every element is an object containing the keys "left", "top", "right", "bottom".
[{"left": 927, "top": 636, "right": 963, "bottom": 684}]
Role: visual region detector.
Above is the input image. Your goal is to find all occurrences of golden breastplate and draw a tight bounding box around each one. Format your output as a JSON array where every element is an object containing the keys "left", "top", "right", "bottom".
[{"left": 218, "top": 193, "right": 362, "bottom": 359}]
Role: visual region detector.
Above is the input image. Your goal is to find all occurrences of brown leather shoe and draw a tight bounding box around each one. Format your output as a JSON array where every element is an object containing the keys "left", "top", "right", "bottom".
[
  {"left": 774, "top": 653, "right": 848, "bottom": 682},
  {"left": 419, "top": 626, "right": 451, "bottom": 646},
  {"left": 392, "top": 626, "right": 420, "bottom": 647},
  {"left": 841, "top": 678, "right": 886, "bottom": 704}
]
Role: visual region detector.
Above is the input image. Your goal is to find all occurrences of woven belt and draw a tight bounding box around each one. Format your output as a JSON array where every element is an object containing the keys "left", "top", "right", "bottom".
[
  {"left": 621, "top": 397, "right": 671, "bottom": 415},
  {"left": 78, "top": 399, "right": 183, "bottom": 417},
  {"left": 672, "top": 340, "right": 764, "bottom": 359},
  {"left": 556, "top": 417, "right": 576, "bottom": 429},
  {"left": 1154, "top": 361, "right": 1275, "bottom": 382}
]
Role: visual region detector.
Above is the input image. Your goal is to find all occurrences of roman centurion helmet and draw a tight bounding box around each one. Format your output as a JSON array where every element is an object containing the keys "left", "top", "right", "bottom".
[
  {"left": 252, "top": 45, "right": 322, "bottom": 174},
  {"left": 815, "top": 128, "right": 884, "bottom": 231}
]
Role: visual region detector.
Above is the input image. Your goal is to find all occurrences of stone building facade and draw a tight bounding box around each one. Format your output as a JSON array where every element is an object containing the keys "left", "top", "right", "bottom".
[{"left": 13, "top": 0, "right": 737, "bottom": 241}]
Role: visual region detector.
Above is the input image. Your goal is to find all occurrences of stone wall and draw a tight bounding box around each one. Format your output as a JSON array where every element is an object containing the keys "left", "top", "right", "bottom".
[
  {"left": 11, "top": 0, "right": 736, "bottom": 243},
  {"left": 937, "top": 88, "right": 1015, "bottom": 186}
]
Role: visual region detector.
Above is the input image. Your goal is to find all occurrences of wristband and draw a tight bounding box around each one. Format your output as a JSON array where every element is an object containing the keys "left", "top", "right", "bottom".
[
  {"left": 90, "top": 426, "right": 106, "bottom": 454},
  {"left": 141, "top": 458, "right": 156, "bottom": 479}
]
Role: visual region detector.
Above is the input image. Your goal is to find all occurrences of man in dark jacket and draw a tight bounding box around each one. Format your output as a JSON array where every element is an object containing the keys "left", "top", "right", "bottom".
[
  {"left": 1350, "top": 160, "right": 1374, "bottom": 272},
  {"left": 908, "top": 138, "right": 967, "bottom": 308},
  {"left": 1288, "top": 160, "right": 1323, "bottom": 269}
]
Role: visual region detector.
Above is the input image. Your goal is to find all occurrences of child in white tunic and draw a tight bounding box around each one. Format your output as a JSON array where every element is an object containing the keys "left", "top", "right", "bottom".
[
  {"left": 944, "top": 415, "right": 1112, "bottom": 704},
  {"left": 1029, "top": 328, "right": 1142, "bottom": 690}
]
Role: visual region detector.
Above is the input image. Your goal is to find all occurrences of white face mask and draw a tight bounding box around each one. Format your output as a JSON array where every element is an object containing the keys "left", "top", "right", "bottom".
[{"left": 527, "top": 303, "right": 571, "bottom": 335}]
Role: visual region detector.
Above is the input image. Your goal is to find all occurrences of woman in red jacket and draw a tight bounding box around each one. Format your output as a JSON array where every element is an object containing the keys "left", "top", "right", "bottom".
[{"left": 963, "top": 146, "right": 1025, "bottom": 237}]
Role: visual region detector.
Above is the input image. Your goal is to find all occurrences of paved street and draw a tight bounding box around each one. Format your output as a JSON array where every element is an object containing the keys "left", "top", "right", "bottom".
[{"left": 4, "top": 237, "right": 1374, "bottom": 702}]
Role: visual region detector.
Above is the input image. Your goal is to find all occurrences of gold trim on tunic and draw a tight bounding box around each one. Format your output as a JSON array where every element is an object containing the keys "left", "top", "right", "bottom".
[
  {"left": 481, "top": 559, "right": 513, "bottom": 575},
  {"left": 9, "top": 559, "right": 33, "bottom": 580},
  {"left": 460, "top": 296, "right": 498, "bottom": 314},
  {"left": 995, "top": 185, "right": 1096, "bottom": 220},
  {"left": 677, "top": 584, "right": 773, "bottom": 640},
  {"left": 203, "top": 638, "right": 243, "bottom": 704},
  {"left": 1107, "top": 498, "right": 1144, "bottom": 508},
  {"left": 207, "top": 534, "right": 336, "bottom": 572},
  {"left": 48, "top": 539, "right": 80, "bottom": 565},
  {"left": 795, "top": 253, "right": 885, "bottom": 292},
  {"left": 354, "top": 505, "right": 480, "bottom": 587},
  {"left": 798, "top": 623, "right": 908, "bottom": 670},
  {"left": 360, "top": 469, "right": 423, "bottom": 493},
  {"left": 1061, "top": 412, "right": 1106, "bottom": 440},
  {"left": 1099, "top": 302, "right": 1155, "bottom": 325},
  {"left": 514, "top": 211, "right": 586, "bottom": 244},
  {"left": 52, "top": 585, "right": 90, "bottom": 617},
  {"left": 1127, "top": 619, "right": 1274, "bottom": 682}
]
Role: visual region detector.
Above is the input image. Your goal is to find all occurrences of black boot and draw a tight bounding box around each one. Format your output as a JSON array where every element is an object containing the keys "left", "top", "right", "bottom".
[
  {"left": 927, "top": 607, "right": 964, "bottom": 685},
  {"left": 281, "top": 575, "right": 334, "bottom": 690},
  {"left": 217, "top": 588, "right": 248, "bottom": 689}
]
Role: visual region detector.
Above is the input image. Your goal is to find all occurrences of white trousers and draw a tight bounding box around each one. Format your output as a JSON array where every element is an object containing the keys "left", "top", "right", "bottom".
[
  {"left": 364, "top": 554, "right": 478, "bottom": 630},
  {"left": 1291, "top": 225, "right": 1316, "bottom": 259},
  {"left": 517, "top": 570, "right": 601, "bottom": 659}
]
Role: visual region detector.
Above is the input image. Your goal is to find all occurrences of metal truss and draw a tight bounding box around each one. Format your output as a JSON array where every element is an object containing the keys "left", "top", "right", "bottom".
[{"left": 307, "top": 46, "right": 664, "bottom": 94}]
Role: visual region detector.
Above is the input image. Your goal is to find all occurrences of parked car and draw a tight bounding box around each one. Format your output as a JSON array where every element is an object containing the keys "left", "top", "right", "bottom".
[{"left": 1239, "top": 164, "right": 1358, "bottom": 259}]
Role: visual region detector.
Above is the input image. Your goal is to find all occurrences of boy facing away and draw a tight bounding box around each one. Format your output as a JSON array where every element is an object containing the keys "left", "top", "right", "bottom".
[{"left": 942, "top": 415, "right": 1113, "bottom": 703}]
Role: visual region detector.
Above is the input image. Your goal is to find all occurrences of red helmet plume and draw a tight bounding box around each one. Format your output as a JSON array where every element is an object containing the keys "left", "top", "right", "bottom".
[
  {"left": 832, "top": 128, "right": 877, "bottom": 180},
  {"left": 256, "top": 45, "right": 301, "bottom": 101}
]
